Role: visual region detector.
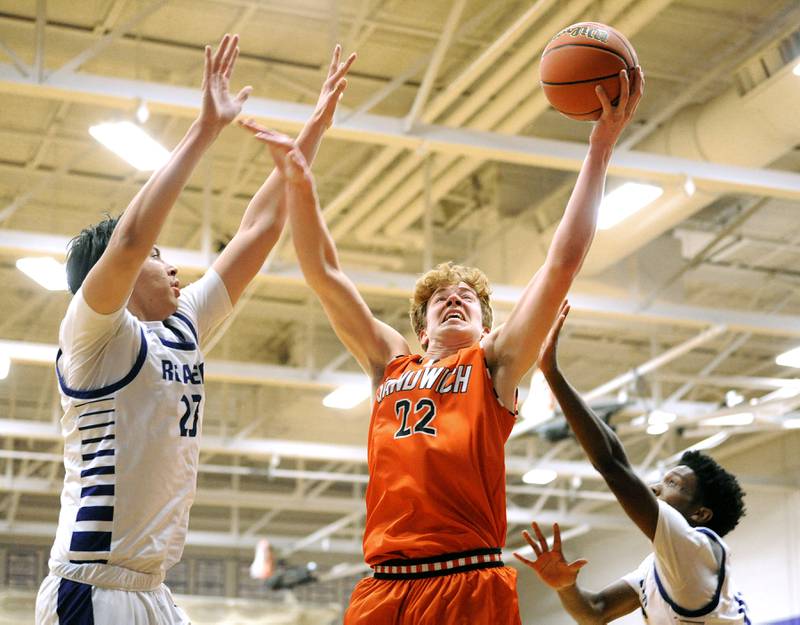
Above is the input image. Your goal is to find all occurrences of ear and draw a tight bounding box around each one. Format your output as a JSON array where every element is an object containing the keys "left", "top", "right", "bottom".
[
  {"left": 689, "top": 505, "right": 713, "bottom": 527},
  {"left": 418, "top": 329, "right": 428, "bottom": 350}
]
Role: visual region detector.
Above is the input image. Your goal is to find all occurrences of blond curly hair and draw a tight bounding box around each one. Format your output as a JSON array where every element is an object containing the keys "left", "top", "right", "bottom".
[{"left": 409, "top": 261, "right": 493, "bottom": 337}]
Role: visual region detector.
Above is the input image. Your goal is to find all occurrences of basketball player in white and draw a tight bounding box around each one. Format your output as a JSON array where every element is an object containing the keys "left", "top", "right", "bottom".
[
  {"left": 34, "top": 37, "right": 355, "bottom": 624},
  {"left": 515, "top": 303, "right": 750, "bottom": 624}
]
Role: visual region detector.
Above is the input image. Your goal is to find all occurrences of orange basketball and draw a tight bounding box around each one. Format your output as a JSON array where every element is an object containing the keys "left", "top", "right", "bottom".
[{"left": 540, "top": 22, "right": 638, "bottom": 121}]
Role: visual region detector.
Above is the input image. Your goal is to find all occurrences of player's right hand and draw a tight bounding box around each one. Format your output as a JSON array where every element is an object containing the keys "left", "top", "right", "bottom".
[
  {"left": 513, "top": 522, "right": 588, "bottom": 590},
  {"left": 199, "top": 34, "right": 252, "bottom": 130}
]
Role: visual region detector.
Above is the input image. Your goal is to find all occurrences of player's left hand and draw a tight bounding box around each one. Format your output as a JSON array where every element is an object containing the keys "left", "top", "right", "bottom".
[
  {"left": 514, "top": 522, "right": 588, "bottom": 591},
  {"left": 312, "top": 44, "right": 357, "bottom": 130},
  {"left": 239, "top": 123, "right": 309, "bottom": 183},
  {"left": 537, "top": 300, "right": 569, "bottom": 376},
  {"left": 199, "top": 34, "right": 253, "bottom": 130},
  {"left": 589, "top": 64, "right": 644, "bottom": 148}
]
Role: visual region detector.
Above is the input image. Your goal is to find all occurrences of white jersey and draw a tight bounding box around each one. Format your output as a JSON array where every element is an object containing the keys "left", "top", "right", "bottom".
[
  {"left": 623, "top": 501, "right": 750, "bottom": 625},
  {"left": 48, "top": 270, "right": 231, "bottom": 591}
]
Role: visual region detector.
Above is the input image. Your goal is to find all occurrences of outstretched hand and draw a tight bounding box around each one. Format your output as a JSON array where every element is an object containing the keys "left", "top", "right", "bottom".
[
  {"left": 590, "top": 64, "right": 645, "bottom": 148},
  {"left": 514, "top": 522, "right": 588, "bottom": 591},
  {"left": 239, "top": 122, "right": 309, "bottom": 183},
  {"left": 199, "top": 34, "right": 253, "bottom": 130},
  {"left": 537, "top": 301, "right": 569, "bottom": 376},
  {"left": 313, "top": 45, "right": 357, "bottom": 129}
]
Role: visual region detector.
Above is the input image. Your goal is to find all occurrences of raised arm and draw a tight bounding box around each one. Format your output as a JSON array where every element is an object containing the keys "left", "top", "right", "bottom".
[
  {"left": 514, "top": 522, "right": 639, "bottom": 624},
  {"left": 251, "top": 130, "right": 408, "bottom": 380},
  {"left": 215, "top": 46, "right": 357, "bottom": 305},
  {"left": 539, "top": 303, "right": 660, "bottom": 540},
  {"left": 484, "top": 68, "right": 644, "bottom": 407},
  {"left": 82, "top": 34, "right": 250, "bottom": 314}
]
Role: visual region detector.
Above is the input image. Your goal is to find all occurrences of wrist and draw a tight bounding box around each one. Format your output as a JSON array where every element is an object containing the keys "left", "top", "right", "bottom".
[
  {"left": 191, "top": 118, "right": 224, "bottom": 142},
  {"left": 586, "top": 139, "right": 614, "bottom": 159}
]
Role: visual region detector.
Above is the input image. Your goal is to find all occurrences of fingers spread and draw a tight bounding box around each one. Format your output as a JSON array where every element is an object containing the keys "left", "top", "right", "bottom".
[
  {"left": 513, "top": 552, "right": 535, "bottom": 568},
  {"left": 328, "top": 44, "right": 342, "bottom": 78},
  {"left": 568, "top": 559, "right": 589, "bottom": 571},
  {"left": 235, "top": 85, "right": 253, "bottom": 104},
  {"left": 522, "top": 530, "right": 542, "bottom": 556},
  {"left": 332, "top": 52, "right": 357, "bottom": 83},
  {"left": 238, "top": 118, "right": 268, "bottom": 134},
  {"left": 203, "top": 45, "right": 212, "bottom": 83},
  {"left": 532, "top": 522, "right": 549, "bottom": 552},
  {"left": 213, "top": 34, "right": 231, "bottom": 73},
  {"left": 223, "top": 46, "right": 240, "bottom": 81},
  {"left": 552, "top": 523, "right": 562, "bottom": 551}
]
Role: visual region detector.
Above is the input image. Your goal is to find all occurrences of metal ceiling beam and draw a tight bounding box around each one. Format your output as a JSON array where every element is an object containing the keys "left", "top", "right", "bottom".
[
  {"left": 49, "top": 0, "right": 168, "bottom": 78},
  {"left": 4, "top": 229, "right": 800, "bottom": 337},
  {"left": 0, "top": 519, "right": 361, "bottom": 554},
  {"left": 403, "top": 0, "right": 467, "bottom": 131},
  {"left": 1, "top": 65, "right": 799, "bottom": 200}
]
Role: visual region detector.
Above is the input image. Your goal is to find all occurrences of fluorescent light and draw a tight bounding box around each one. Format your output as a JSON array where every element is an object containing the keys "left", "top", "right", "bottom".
[
  {"left": 700, "top": 412, "right": 754, "bottom": 427},
  {"left": 323, "top": 383, "right": 371, "bottom": 409},
  {"left": 783, "top": 418, "right": 800, "bottom": 429},
  {"left": 648, "top": 410, "right": 676, "bottom": 425},
  {"left": 520, "top": 370, "right": 555, "bottom": 425},
  {"left": 683, "top": 176, "right": 696, "bottom": 196},
  {"left": 0, "top": 340, "right": 58, "bottom": 363},
  {"left": 89, "top": 121, "right": 169, "bottom": 171},
  {"left": 794, "top": 61, "right": 800, "bottom": 77},
  {"left": 686, "top": 431, "right": 729, "bottom": 452},
  {"left": 776, "top": 346, "right": 800, "bottom": 368},
  {"left": 0, "top": 353, "right": 9, "bottom": 380},
  {"left": 16, "top": 257, "right": 68, "bottom": 291},
  {"left": 646, "top": 422, "right": 669, "bottom": 435},
  {"left": 598, "top": 182, "right": 663, "bottom": 230},
  {"left": 522, "top": 468, "right": 558, "bottom": 485}
]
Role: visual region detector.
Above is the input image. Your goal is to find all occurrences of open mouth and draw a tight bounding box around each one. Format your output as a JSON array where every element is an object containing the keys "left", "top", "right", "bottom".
[{"left": 443, "top": 311, "right": 465, "bottom": 322}]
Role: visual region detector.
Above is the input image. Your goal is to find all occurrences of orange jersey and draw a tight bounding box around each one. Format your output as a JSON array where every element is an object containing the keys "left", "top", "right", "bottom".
[{"left": 363, "top": 343, "right": 516, "bottom": 565}]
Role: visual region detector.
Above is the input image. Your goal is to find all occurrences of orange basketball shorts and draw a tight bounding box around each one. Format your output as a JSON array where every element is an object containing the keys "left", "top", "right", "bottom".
[{"left": 344, "top": 565, "right": 520, "bottom": 625}]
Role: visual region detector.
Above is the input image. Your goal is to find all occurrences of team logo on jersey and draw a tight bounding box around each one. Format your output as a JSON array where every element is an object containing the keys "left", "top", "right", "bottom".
[
  {"left": 161, "top": 359, "right": 205, "bottom": 384},
  {"left": 375, "top": 364, "right": 472, "bottom": 403}
]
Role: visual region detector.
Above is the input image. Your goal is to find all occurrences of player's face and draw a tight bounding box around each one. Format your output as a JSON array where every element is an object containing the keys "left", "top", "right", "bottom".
[
  {"left": 129, "top": 247, "right": 180, "bottom": 321},
  {"left": 649, "top": 465, "right": 702, "bottom": 519},
  {"left": 422, "top": 282, "right": 487, "bottom": 347}
]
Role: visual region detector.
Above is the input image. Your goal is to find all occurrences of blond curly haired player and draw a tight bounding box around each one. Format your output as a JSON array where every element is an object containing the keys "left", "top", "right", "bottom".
[{"left": 245, "top": 63, "right": 644, "bottom": 624}]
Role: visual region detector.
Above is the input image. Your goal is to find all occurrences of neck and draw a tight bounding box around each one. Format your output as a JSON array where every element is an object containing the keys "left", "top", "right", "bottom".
[{"left": 423, "top": 335, "right": 478, "bottom": 360}]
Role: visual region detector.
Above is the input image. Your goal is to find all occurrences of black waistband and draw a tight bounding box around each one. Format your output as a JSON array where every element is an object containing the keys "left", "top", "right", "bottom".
[{"left": 372, "top": 547, "right": 504, "bottom": 580}]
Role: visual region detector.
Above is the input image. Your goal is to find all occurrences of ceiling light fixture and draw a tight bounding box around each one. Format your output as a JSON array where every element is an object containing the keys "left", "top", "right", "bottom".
[
  {"left": 686, "top": 431, "right": 729, "bottom": 452},
  {"left": 699, "top": 412, "right": 754, "bottom": 427},
  {"left": 0, "top": 353, "right": 9, "bottom": 380},
  {"left": 520, "top": 369, "right": 555, "bottom": 425},
  {"left": 322, "top": 383, "right": 371, "bottom": 409},
  {"left": 89, "top": 121, "right": 169, "bottom": 171},
  {"left": 522, "top": 468, "right": 558, "bottom": 485},
  {"left": 597, "top": 182, "right": 664, "bottom": 230},
  {"left": 776, "top": 346, "right": 800, "bottom": 368},
  {"left": 0, "top": 340, "right": 58, "bottom": 363},
  {"left": 783, "top": 418, "right": 800, "bottom": 429},
  {"left": 793, "top": 61, "right": 800, "bottom": 77},
  {"left": 646, "top": 422, "right": 669, "bottom": 435},
  {"left": 648, "top": 410, "right": 677, "bottom": 425},
  {"left": 16, "top": 257, "right": 68, "bottom": 291}
]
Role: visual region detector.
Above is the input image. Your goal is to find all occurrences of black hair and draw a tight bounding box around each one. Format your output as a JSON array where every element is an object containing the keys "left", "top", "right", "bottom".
[
  {"left": 65, "top": 216, "right": 120, "bottom": 294},
  {"left": 680, "top": 450, "right": 746, "bottom": 537}
]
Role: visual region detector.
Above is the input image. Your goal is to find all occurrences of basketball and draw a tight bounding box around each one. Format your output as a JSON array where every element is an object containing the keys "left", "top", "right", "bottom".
[{"left": 540, "top": 22, "right": 638, "bottom": 121}]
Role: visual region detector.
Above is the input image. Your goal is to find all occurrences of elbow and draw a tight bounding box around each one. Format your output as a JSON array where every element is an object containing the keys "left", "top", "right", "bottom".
[
  {"left": 590, "top": 456, "right": 629, "bottom": 479},
  {"left": 545, "top": 254, "right": 584, "bottom": 282}
]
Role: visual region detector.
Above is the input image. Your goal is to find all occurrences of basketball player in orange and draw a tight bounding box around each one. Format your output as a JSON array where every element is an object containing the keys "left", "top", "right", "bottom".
[{"left": 245, "top": 63, "right": 643, "bottom": 623}]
